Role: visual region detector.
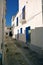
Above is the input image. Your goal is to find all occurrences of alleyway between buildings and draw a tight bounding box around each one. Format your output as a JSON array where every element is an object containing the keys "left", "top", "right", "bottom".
[{"left": 4, "top": 37, "right": 43, "bottom": 65}]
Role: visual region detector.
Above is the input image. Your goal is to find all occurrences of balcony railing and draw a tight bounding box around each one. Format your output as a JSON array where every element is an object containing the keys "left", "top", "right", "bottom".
[{"left": 20, "top": 19, "right": 26, "bottom": 24}]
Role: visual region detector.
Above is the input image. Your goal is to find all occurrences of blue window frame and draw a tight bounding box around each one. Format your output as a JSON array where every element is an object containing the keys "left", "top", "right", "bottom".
[
  {"left": 20, "top": 28, "right": 22, "bottom": 34},
  {"left": 16, "top": 17, "right": 18, "bottom": 26},
  {"left": 22, "top": 6, "right": 25, "bottom": 19}
]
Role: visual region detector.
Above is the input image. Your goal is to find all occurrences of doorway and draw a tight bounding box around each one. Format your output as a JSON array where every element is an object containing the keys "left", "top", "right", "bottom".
[
  {"left": 25, "top": 26, "right": 31, "bottom": 43},
  {"left": 9, "top": 31, "right": 12, "bottom": 37}
]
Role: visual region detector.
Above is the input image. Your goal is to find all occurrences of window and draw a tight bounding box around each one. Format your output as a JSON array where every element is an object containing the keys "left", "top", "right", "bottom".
[
  {"left": 20, "top": 28, "right": 22, "bottom": 34},
  {"left": 22, "top": 6, "right": 25, "bottom": 19},
  {"left": 16, "top": 17, "right": 18, "bottom": 26}
]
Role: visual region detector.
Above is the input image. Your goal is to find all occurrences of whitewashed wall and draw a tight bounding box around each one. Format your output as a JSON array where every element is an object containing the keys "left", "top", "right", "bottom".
[
  {"left": 0, "top": 0, "right": 3, "bottom": 53},
  {"left": 0, "top": 0, "right": 6, "bottom": 53},
  {"left": 12, "top": 0, "right": 43, "bottom": 49},
  {"left": 13, "top": 0, "right": 42, "bottom": 35}
]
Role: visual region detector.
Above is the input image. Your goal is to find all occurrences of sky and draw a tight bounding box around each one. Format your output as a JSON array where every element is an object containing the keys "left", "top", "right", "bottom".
[{"left": 6, "top": 0, "right": 18, "bottom": 26}]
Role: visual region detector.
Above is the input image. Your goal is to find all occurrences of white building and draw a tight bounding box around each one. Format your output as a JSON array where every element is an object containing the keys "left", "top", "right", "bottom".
[
  {"left": 11, "top": 16, "right": 15, "bottom": 35},
  {"left": 0, "top": 0, "right": 6, "bottom": 54},
  {"left": 12, "top": 0, "right": 43, "bottom": 51}
]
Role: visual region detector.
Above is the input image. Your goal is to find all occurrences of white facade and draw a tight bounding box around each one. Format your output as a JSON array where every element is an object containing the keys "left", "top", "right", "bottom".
[
  {"left": 0, "top": 0, "right": 6, "bottom": 53},
  {"left": 12, "top": 0, "right": 43, "bottom": 50}
]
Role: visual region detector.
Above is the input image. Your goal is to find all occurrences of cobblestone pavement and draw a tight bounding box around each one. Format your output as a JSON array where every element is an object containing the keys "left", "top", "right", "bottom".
[{"left": 4, "top": 37, "right": 43, "bottom": 65}]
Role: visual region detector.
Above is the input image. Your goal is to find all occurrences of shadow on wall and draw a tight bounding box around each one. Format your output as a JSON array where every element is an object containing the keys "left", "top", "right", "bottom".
[
  {"left": 31, "top": 27, "right": 43, "bottom": 49},
  {"left": 14, "top": 27, "right": 43, "bottom": 52},
  {"left": 14, "top": 27, "right": 43, "bottom": 54},
  {"left": 15, "top": 33, "right": 31, "bottom": 44}
]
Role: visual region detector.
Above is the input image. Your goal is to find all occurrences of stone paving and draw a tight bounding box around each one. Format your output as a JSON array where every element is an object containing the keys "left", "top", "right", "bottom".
[{"left": 4, "top": 37, "right": 43, "bottom": 65}]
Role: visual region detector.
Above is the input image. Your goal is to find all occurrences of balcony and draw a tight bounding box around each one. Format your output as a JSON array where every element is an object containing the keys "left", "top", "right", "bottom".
[{"left": 20, "top": 19, "right": 26, "bottom": 24}]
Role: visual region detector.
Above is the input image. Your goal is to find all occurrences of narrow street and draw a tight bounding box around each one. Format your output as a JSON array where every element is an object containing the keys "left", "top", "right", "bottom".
[{"left": 4, "top": 37, "right": 43, "bottom": 65}]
